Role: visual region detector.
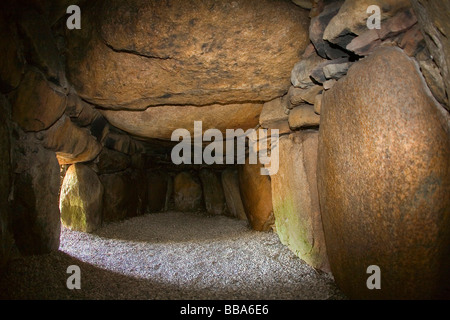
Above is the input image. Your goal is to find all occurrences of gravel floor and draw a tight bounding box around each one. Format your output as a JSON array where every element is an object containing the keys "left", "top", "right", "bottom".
[{"left": 0, "top": 211, "right": 346, "bottom": 300}]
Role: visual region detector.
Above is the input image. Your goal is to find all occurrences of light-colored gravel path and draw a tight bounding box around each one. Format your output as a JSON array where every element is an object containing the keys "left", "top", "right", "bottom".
[{"left": 0, "top": 211, "right": 346, "bottom": 300}]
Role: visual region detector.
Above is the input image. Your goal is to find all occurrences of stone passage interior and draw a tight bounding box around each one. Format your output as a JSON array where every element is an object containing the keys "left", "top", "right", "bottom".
[{"left": 1, "top": 0, "right": 449, "bottom": 300}]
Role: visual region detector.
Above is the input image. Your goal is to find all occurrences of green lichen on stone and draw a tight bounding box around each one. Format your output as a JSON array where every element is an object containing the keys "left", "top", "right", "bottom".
[
  {"left": 60, "top": 182, "right": 89, "bottom": 232},
  {"left": 60, "top": 200, "right": 88, "bottom": 232},
  {"left": 273, "top": 193, "right": 316, "bottom": 266}
]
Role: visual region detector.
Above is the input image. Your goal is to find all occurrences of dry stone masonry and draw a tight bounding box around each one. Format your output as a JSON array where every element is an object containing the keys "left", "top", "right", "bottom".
[{"left": 0, "top": 0, "right": 449, "bottom": 300}]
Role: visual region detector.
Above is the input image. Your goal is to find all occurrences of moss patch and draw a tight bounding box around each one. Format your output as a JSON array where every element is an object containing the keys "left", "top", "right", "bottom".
[{"left": 273, "top": 193, "right": 319, "bottom": 268}]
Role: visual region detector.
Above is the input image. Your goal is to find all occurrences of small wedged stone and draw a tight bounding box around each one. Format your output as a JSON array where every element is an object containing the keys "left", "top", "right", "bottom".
[
  {"left": 289, "top": 105, "right": 321, "bottom": 129},
  {"left": 259, "top": 97, "right": 289, "bottom": 129}
]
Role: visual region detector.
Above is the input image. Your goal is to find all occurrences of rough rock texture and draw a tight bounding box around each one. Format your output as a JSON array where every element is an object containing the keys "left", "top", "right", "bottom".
[
  {"left": 199, "top": 169, "right": 227, "bottom": 216},
  {"left": 38, "top": 115, "right": 102, "bottom": 165},
  {"left": 0, "top": 96, "right": 13, "bottom": 270},
  {"left": 0, "top": 14, "right": 24, "bottom": 93},
  {"left": 289, "top": 105, "right": 321, "bottom": 129},
  {"left": 12, "top": 68, "right": 66, "bottom": 132},
  {"left": 292, "top": 0, "right": 313, "bottom": 10},
  {"left": 12, "top": 131, "right": 60, "bottom": 254},
  {"left": 398, "top": 24, "right": 425, "bottom": 57},
  {"left": 344, "top": 8, "right": 421, "bottom": 57},
  {"left": 101, "top": 103, "right": 262, "bottom": 140},
  {"left": 129, "top": 169, "right": 149, "bottom": 218},
  {"left": 66, "top": 0, "right": 310, "bottom": 110},
  {"left": 291, "top": 53, "right": 326, "bottom": 88},
  {"left": 238, "top": 163, "right": 274, "bottom": 231},
  {"left": 100, "top": 169, "right": 148, "bottom": 222},
  {"left": 272, "top": 131, "right": 329, "bottom": 272},
  {"left": 411, "top": 0, "right": 450, "bottom": 110},
  {"left": 375, "top": 8, "right": 418, "bottom": 41},
  {"left": 65, "top": 89, "right": 100, "bottom": 127},
  {"left": 147, "top": 171, "right": 169, "bottom": 213},
  {"left": 345, "top": 29, "right": 382, "bottom": 56},
  {"left": 323, "top": 62, "right": 352, "bottom": 80},
  {"left": 259, "top": 97, "right": 289, "bottom": 129},
  {"left": 310, "top": 58, "right": 349, "bottom": 84},
  {"left": 318, "top": 47, "right": 450, "bottom": 299},
  {"left": 60, "top": 164, "right": 103, "bottom": 233},
  {"left": 18, "top": 8, "right": 67, "bottom": 89},
  {"left": 103, "top": 131, "right": 143, "bottom": 155},
  {"left": 290, "top": 85, "right": 323, "bottom": 106},
  {"left": 93, "top": 147, "right": 131, "bottom": 174},
  {"left": 323, "top": 0, "right": 411, "bottom": 47},
  {"left": 314, "top": 94, "right": 323, "bottom": 114},
  {"left": 99, "top": 172, "right": 131, "bottom": 223},
  {"left": 418, "top": 55, "right": 448, "bottom": 107},
  {"left": 309, "top": 1, "right": 347, "bottom": 59},
  {"left": 221, "top": 168, "right": 247, "bottom": 221},
  {"left": 173, "top": 172, "right": 203, "bottom": 212}
]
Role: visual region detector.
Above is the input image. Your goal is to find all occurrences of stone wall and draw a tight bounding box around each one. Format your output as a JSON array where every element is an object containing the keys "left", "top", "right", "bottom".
[{"left": 279, "top": 0, "right": 450, "bottom": 298}]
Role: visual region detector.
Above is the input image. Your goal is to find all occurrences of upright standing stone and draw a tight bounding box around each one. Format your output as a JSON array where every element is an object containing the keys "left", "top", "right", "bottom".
[
  {"left": 272, "top": 131, "right": 329, "bottom": 272},
  {"left": 199, "top": 169, "right": 227, "bottom": 216},
  {"left": 318, "top": 47, "right": 450, "bottom": 299},
  {"left": 173, "top": 172, "right": 203, "bottom": 212},
  {"left": 0, "top": 96, "right": 13, "bottom": 269},
  {"left": 221, "top": 169, "right": 247, "bottom": 220},
  {"left": 60, "top": 164, "right": 103, "bottom": 232},
  {"left": 12, "top": 132, "right": 61, "bottom": 254},
  {"left": 99, "top": 172, "right": 129, "bottom": 223},
  {"left": 147, "top": 170, "right": 169, "bottom": 213},
  {"left": 238, "top": 163, "right": 274, "bottom": 231}
]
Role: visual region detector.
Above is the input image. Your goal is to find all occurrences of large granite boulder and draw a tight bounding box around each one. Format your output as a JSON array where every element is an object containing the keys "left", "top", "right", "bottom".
[
  {"left": 101, "top": 103, "right": 262, "bottom": 140},
  {"left": 318, "top": 47, "right": 450, "bottom": 299},
  {"left": 272, "top": 131, "right": 329, "bottom": 272},
  {"left": 66, "top": 0, "right": 310, "bottom": 111}
]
